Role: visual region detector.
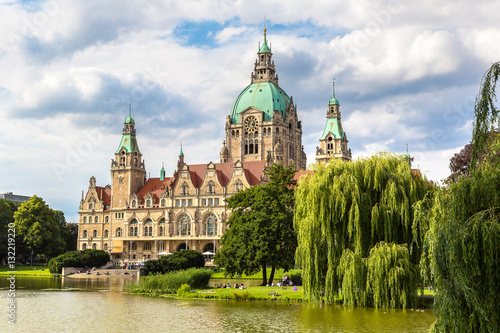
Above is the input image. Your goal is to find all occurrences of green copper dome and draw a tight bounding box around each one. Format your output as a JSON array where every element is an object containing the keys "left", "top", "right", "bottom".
[
  {"left": 320, "top": 118, "right": 344, "bottom": 140},
  {"left": 329, "top": 96, "right": 340, "bottom": 106},
  {"left": 125, "top": 116, "right": 135, "bottom": 124},
  {"left": 230, "top": 81, "right": 292, "bottom": 123}
]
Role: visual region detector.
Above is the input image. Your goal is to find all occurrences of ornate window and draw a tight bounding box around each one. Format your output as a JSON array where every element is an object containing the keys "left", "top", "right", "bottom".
[
  {"left": 83, "top": 216, "right": 87, "bottom": 223},
  {"left": 204, "top": 213, "right": 217, "bottom": 236},
  {"left": 131, "top": 200, "right": 137, "bottom": 208},
  {"left": 83, "top": 230, "right": 88, "bottom": 238},
  {"left": 104, "top": 230, "right": 109, "bottom": 238},
  {"left": 234, "top": 179, "right": 243, "bottom": 193},
  {"left": 144, "top": 242, "right": 152, "bottom": 251},
  {"left": 93, "top": 230, "right": 98, "bottom": 238},
  {"left": 89, "top": 216, "right": 93, "bottom": 223},
  {"left": 206, "top": 180, "right": 216, "bottom": 195},
  {"left": 116, "top": 227, "right": 123, "bottom": 237},
  {"left": 178, "top": 214, "right": 191, "bottom": 236},
  {"left": 159, "top": 218, "right": 165, "bottom": 236},
  {"left": 160, "top": 199, "right": 166, "bottom": 207},
  {"left": 130, "top": 219, "right": 138, "bottom": 236},
  {"left": 180, "top": 182, "right": 189, "bottom": 196},
  {"left": 146, "top": 199, "right": 152, "bottom": 208},
  {"left": 159, "top": 226, "right": 164, "bottom": 236},
  {"left": 144, "top": 219, "right": 153, "bottom": 236}
]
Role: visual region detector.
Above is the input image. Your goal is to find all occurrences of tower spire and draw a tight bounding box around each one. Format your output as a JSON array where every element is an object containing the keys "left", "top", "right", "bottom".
[
  {"left": 129, "top": 98, "right": 132, "bottom": 118},
  {"left": 332, "top": 78, "right": 336, "bottom": 98}
]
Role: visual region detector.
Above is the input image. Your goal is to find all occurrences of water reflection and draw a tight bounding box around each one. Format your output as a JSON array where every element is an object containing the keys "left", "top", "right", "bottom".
[{"left": 0, "top": 277, "right": 435, "bottom": 332}]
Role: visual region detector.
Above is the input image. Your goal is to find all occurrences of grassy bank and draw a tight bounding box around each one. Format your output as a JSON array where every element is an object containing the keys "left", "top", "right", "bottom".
[
  {"left": 0, "top": 265, "right": 52, "bottom": 276},
  {"left": 178, "top": 285, "right": 305, "bottom": 302},
  {"left": 211, "top": 268, "right": 301, "bottom": 282}
]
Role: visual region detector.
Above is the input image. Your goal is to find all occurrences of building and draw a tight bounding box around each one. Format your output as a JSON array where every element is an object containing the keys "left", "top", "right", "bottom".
[
  {"left": 0, "top": 192, "right": 31, "bottom": 203},
  {"left": 77, "top": 29, "right": 350, "bottom": 262}
]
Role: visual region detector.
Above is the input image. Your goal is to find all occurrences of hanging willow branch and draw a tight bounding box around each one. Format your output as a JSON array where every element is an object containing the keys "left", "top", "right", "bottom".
[
  {"left": 471, "top": 61, "right": 500, "bottom": 169},
  {"left": 295, "top": 153, "right": 432, "bottom": 305}
]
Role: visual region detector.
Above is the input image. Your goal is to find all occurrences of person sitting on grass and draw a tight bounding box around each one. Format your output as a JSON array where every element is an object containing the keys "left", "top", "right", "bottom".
[{"left": 239, "top": 284, "right": 245, "bottom": 289}]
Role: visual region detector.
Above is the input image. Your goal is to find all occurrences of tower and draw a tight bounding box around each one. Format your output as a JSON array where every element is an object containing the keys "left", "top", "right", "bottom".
[
  {"left": 110, "top": 104, "right": 146, "bottom": 208},
  {"left": 223, "top": 27, "right": 306, "bottom": 169},
  {"left": 316, "top": 80, "right": 352, "bottom": 164}
]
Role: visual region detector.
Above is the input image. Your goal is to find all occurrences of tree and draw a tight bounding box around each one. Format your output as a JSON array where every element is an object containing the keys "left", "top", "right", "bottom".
[
  {"left": 14, "top": 196, "right": 65, "bottom": 258},
  {"left": 294, "top": 153, "right": 432, "bottom": 306},
  {"left": 214, "top": 163, "right": 297, "bottom": 286},
  {"left": 0, "top": 199, "right": 19, "bottom": 264},
  {"left": 420, "top": 62, "right": 500, "bottom": 332}
]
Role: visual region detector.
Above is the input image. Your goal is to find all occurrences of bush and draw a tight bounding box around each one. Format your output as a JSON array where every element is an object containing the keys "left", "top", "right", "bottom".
[
  {"left": 48, "top": 249, "right": 110, "bottom": 273},
  {"left": 145, "top": 250, "right": 205, "bottom": 275},
  {"left": 177, "top": 284, "right": 192, "bottom": 296},
  {"left": 127, "top": 268, "right": 213, "bottom": 294},
  {"left": 288, "top": 269, "right": 302, "bottom": 286}
]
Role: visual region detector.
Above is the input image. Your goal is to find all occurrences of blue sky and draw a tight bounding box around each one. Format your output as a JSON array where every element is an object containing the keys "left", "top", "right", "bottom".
[{"left": 0, "top": 0, "right": 498, "bottom": 223}]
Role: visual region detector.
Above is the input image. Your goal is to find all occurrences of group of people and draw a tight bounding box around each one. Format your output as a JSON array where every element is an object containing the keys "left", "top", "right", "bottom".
[
  {"left": 217, "top": 283, "right": 246, "bottom": 289},
  {"left": 266, "top": 275, "right": 294, "bottom": 287}
]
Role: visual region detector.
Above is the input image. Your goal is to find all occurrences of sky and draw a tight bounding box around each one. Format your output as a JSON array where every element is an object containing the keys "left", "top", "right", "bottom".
[{"left": 0, "top": 0, "right": 498, "bottom": 223}]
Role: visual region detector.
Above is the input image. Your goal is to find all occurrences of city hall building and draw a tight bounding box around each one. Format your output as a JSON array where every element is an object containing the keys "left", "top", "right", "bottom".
[{"left": 77, "top": 30, "right": 351, "bottom": 262}]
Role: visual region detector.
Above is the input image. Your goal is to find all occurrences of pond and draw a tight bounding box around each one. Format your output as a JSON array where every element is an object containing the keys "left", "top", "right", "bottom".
[{"left": 0, "top": 276, "right": 435, "bottom": 332}]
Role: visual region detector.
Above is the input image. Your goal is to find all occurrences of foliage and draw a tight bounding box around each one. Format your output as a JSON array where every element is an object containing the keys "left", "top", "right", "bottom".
[
  {"left": 294, "top": 153, "right": 432, "bottom": 306},
  {"left": 471, "top": 61, "right": 500, "bottom": 169},
  {"left": 215, "top": 163, "right": 297, "bottom": 286},
  {"left": 144, "top": 249, "right": 205, "bottom": 275},
  {"left": 14, "top": 196, "right": 65, "bottom": 258},
  {"left": 176, "top": 283, "right": 192, "bottom": 296},
  {"left": 48, "top": 249, "right": 110, "bottom": 273},
  {"left": 420, "top": 144, "right": 500, "bottom": 332},
  {"left": 0, "top": 199, "right": 19, "bottom": 263},
  {"left": 287, "top": 269, "right": 302, "bottom": 286},
  {"left": 127, "top": 268, "right": 213, "bottom": 293}
]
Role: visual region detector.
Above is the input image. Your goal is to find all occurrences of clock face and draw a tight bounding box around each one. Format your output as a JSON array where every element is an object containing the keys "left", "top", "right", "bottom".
[{"left": 245, "top": 116, "right": 258, "bottom": 132}]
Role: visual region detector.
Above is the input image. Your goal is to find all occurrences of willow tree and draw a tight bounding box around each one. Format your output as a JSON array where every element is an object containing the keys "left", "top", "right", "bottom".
[
  {"left": 420, "top": 62, "right": 500, "bottom": 332},
  {"left": 294, "top": 153, "right": 432, "bottom": 306}
]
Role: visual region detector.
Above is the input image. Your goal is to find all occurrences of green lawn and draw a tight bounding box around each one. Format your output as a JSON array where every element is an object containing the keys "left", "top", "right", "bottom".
[
  {"left": 0, "top": 265, "right": 52, "bottom": 276},
  {"left": 173, "top": 285, "right": 306, "bottom": 302},
  {"left": 211, "top": 268, "right": 299, "bottom": 281}
]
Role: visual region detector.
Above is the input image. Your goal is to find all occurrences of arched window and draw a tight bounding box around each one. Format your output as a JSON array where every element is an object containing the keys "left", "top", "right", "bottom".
[
  {"left": 245, "top": 144, "right": 248, "bottom": 155},
  {"left": 104, "top": 230, "right": 109, "bottom": 238},
  {"left": 276, "top": 128, "right": 279, "bottom": 134},
  {"left": 93, "top": 230, "right": 98, "bottom": 238},
  {"left": 131, "top": 200, "right": 137, "bottom": 208},
  {"left": 160, "top": 199, "right": 166, "bottom": 207},
  {"left": 104, "top": 243, "right": 108, "bottom": 251},
  {"left": 255, "top": 143, "right": 258, "bottom": 154},
  {"left": 263, "top": 128, "right": 266, "bottom": 134},
  {"left": 95, "top": 216, "right": 99, "bottom": 223},
  {"left": 249, "top": 143, "right": 254, "bottom": 154},
  {"left": 119, "top": 176, "right": 123, "bottom": 184},
  {"left": 89, "top": 216, "right": 93, "bottom": 223},
  {"left": 144, "top": 242, "right": 151, "bottom": 251},
  {"left": 92, "top": 243, "right": 97, "bottom": 250},
  {"left": 82, "top": 243, "right": 87, "bottom": 250},
  {"left": 158, "top": 242, "right": 165, "bottom": 251},
  {"left": 83, "top": 230, "right": 88, "bottom": 238},
  {"left": 204, "top": 213, "right": 217, "bottom": 236},
  {"left": 131, "top": 242, "right": 137, "bottom": 251},
  {"left": 177, "top": 243, "right": 189, "bottom": 251},
  {"left": 130, "top": 219, "right": 138, "bottom": 236},
  {"left": 144, "top": 219, "right": 153, "bottom": 236},
  {"left": 89, "top": 202, "right": 94, "bottom": 210},
  {"left": 203, "top": 243, "right": 214, "bottom": 253},
  {"left": 146, "top": 199, "right": 152, "bottom": 208},
  {"left": 178, "top": 214, "right": 191, "bottom": 236},
  {"left": 159, "top": 218, "right": 165, "bottom": 236},
  {"left": 116, "top": 227, "right": 123, "bottom": 237},
  {"left": 159, "top": 226, "right": 164, "bottom": 236},
  {"left": 83, "top": 216, "right": 87, "bottom": 223},
  {"left": 105, "top": 216, "right": 109, "bottom": 223}
]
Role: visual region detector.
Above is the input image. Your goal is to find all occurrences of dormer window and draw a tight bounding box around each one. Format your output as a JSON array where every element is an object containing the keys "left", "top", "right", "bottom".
[{"left": 145, "top": 199, "right": 152, "bottom": 208}]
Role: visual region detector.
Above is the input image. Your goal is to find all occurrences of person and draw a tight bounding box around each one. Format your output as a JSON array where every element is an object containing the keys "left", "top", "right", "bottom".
[
  {"left": 228, "top": 283, "right": 231, "bottom": 288},
  {"left": 239, "top": 284, "right": 245, "bottom": 289},
  {"left": 235, "top": 283, "right": 239, "bottom": 289},
  {"left": 218, "top": 283, "right": 223, "bottom": 288}
]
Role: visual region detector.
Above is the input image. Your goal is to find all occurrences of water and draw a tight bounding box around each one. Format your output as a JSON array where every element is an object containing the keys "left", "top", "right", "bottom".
[{"left": 1, "top": 277, "right": 435, "bottom": 332}]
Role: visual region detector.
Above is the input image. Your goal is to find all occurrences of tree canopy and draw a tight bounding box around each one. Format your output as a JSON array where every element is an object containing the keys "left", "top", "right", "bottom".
[
  {"left": 294, "top": 153, "right": 432, "bottom": 306},
  {"left": 214, "top": 163, "right": 297, "bottom": 286},
  {"left": 14, "top": 195, "right": 65, "bottom": 258},
  {"left": 419, "top": 62, "right": 500, "bottom": 332}
]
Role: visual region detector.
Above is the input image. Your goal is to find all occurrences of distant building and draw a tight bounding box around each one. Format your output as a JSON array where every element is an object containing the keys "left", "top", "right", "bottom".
[{"left": 0, "top": 192, "right": 31, "bottom": 203}]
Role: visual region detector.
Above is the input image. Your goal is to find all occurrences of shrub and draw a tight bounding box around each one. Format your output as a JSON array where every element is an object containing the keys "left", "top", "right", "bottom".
[
  {"left": 144, "top": 250, "right": 205, "bottom": 275},
  {"left": 127, "top": 268, "right": 213, "bottom": 294},
  {"left": 288, "top": 269, "right": 302, "bottom": 286},
  {"left": 177, "top": 284, "right": 191, "bottom": 296},
  {"left": 48, "top": 249, "right": 110, "bottom": 273}
]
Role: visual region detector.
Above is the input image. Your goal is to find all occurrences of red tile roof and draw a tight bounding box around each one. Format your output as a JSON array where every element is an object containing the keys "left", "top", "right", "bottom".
[
  {"left": 95, "top": 186, "right": 111, "bottom": 205},
  {"left": 136, "top": 177, "right": 173, "bottom": 202}
]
